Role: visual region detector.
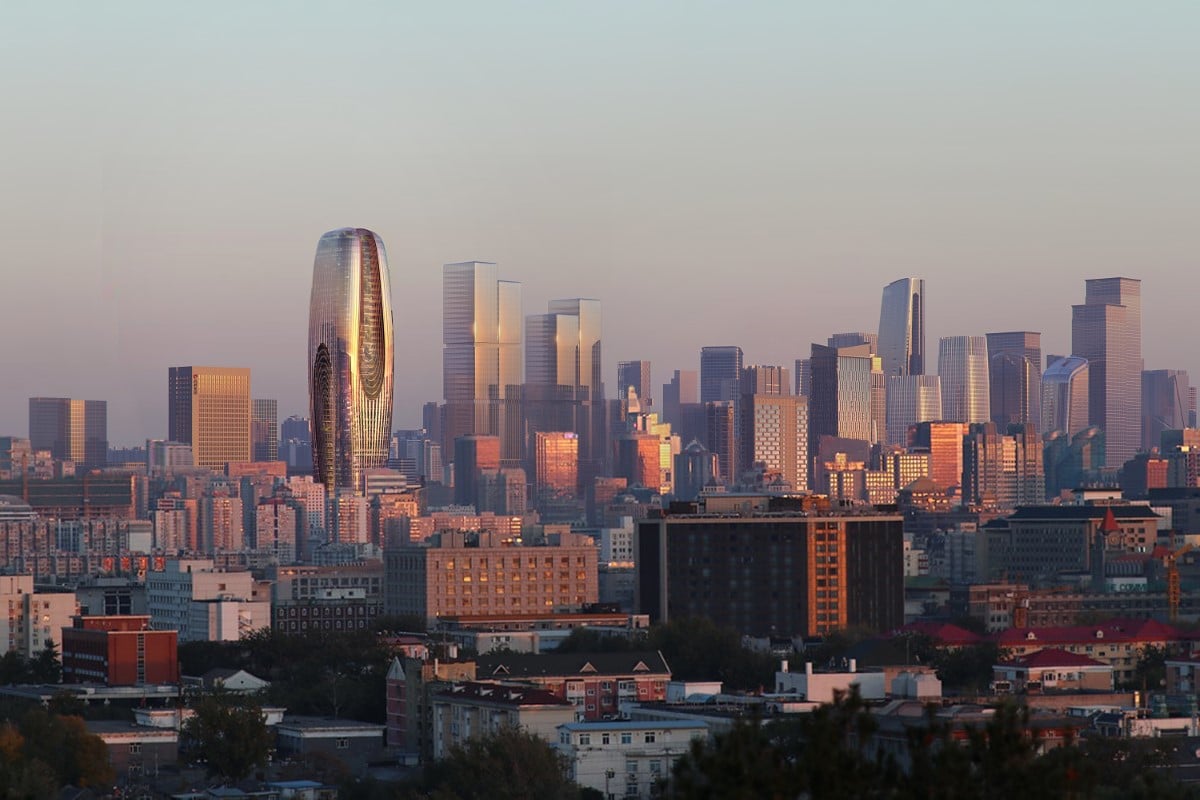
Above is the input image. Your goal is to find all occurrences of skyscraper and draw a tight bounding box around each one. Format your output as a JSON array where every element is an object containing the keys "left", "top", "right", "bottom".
[
  {"left": 661, "top": 370, "right": 697, "bottom": 430},
  {"left": 808, "top": 343, "right": 878, "bottom": 459},
  {"left": 525, "top": 298, "right": 603, "bottom": 473},
  {"left": 443, "top": 261, "right": 522, "bottom": 461},
  {"left": 308, "top": 228, "right": 395, "bottom": 493},
  {"left": 27, "top": 398, "right": 107, "bottom": 468},
  {"left": 1071, "top": 277, "right": 1142, "bottom": 468},
  {"left": 884, "top": 375, "right": 942, "bottom": 447},
  {"left": 700, "top": 347, "right": 744, "bottom": 403},
  {"left": 251, "top": 399, "right": 278, "bottom": 462},
  {"left": 616, "top": 361, "right": 652, "bottom": 407},
  {"left": 168, "top": 367, "right": 251, "bottom": 470},
  {"left": 742, "top": 394, "right": 808, "bottom": 491},
  {"left": 877, "top": 278, "right": 925, "bottom": 377},
  {"left": 986, "top": 331, "right": 1042, "bottom": 430},
  {"left": 1142, "top": 369, "right": 1191, "bottom": 452},
  {"left": 1041, "top": 357, "right": 1090, "bottom": 437},
  {"left": 938, "top": 336, "right": 991, "bottom": 424}
]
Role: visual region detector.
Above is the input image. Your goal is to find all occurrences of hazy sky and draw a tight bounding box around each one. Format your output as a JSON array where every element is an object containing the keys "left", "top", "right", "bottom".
[{"left": 2, "top": 2, "right": 1197, "bottom": 444}]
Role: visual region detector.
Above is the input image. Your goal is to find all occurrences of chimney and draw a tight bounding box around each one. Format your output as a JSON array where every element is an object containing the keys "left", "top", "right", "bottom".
[
  {"left": 849, "top": 659, "right": 857, "bottom": 673},
  {"left": 805, "top": 662, "right": 813, "bottom": 676},
  {"left": 780, "top": 659, "right": 789, "bottom": 673}
]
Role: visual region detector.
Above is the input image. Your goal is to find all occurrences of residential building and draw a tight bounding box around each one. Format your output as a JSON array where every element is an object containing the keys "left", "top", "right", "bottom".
[
  {"left": 474, "top": 650, "right": 671, "bottom": 721},
  {"left": 145, "top": 558, "right": 270, "bottom": 642},
  {"left": 558, "top": 720, "right": 708, "bottom": 800},
  {"left": 431, "top": 681, "right": 575, "bottom": 759},
  {"left": 992, "top": 649, "right": 1113, "bottom": 693},
  {"left": 275, "top": 716, "right": 386, "bottom": 775},
  {"left": 636, "top": 497, "right": 903, "bottom": 637},
  {"left": 0, "top": 575, "right": 77, "bottom": 658},
  {"left": 383, "top": 530, "right": 598, "bottom": 624}
]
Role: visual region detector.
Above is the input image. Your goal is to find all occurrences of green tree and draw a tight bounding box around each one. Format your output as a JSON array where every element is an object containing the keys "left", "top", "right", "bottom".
[
  {"left": 17, "top": 708, "right": 114, "bottom": 788},
  {"left": 183, "top": 693, "right": 272, "bottom": 780},
  {"left": 27, "top": 640, "right": 61, "bottom": 684},
  {"left": 1127, "top": 644, "right": 1171, "bottom": 692},
  {"left": 411, "top": 727, "right": 581, "bottom": 800}
]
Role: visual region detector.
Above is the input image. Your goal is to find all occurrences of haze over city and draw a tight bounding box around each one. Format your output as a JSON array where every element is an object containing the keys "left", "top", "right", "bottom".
[{"left": 3, "top": 2, "right": 1197, "bottom": 445}]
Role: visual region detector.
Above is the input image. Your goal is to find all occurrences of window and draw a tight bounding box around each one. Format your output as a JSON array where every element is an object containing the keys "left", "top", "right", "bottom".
[
  {"left": 621, "top": 732, "right": 632, "bottom": 744},
  {"left": 650, "top": 760, "right": 662, "bottom": 774},
  {"left": 601, "top": 733, "right": 611, "bottom": 745},
  {"left": 626, "top": 760, "right": 637, "bottom": 773},
  {"left": 129, "top": 743, "right": 141, "bottom": 754},
  {"left": 336, "top": 738, "right": 350, "bottom": 749},
  {"left": 579, "top": 733, "right": 591, "bottom": 745},
  {"left": 644, "top": 732, "right": 656, "bottom": 743}
]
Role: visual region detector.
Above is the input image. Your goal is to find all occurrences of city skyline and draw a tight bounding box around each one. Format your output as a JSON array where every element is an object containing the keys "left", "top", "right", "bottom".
[{"left": 4, "top": 4, "right": 1199, "bottom": 444}]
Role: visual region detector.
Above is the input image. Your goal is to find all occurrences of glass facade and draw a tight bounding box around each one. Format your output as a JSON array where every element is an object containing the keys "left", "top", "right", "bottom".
[
  {"left": 1071, "top": 277, "right": 1141, "bottom": 468},
  {"left": 168, "top": 367, "right": 251, "bottom": 470},
  {"left": 308, "top": 228, "right": 394, "bottom": 493},
  {"left": 938, "top": 336, "right": 991, "bottom": 424},
  {"left": 1041, "top": 356, "right": 1090, "bottom": 437},
  {"left": 28, "top": 397, "right": 107, "bottom": 468},
  {"left": 986, "top": 331, "right": 1042, "bottom": 430},
  {"left": 877, "top": 277, "right": 925, "bottom": 378},
  {"left": 885, "top": 375, "right": 942, "bottom": 447}
]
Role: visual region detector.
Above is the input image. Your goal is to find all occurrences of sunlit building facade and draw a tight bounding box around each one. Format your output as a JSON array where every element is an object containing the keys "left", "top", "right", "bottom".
[
  {"left": 168, "top": 367, "right": 251, "bottom": 470},
  {"left": 308, "top": 228, "right": 395, "bottom": 493},
  {"left": 885, "top": 376, "right": 942, "bottom": 447},
  {"left": 1041, "top": 356, "right": 1090, "bottom": 437},
  {"left": 28, "top": 398, "right": 108, "bottom": 469},
  {"left": 938, "top": 336, "right": 991, "bottom": 424}
]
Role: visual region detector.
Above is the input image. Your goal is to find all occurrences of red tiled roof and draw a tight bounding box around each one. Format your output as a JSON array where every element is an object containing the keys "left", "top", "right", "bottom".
[
  {"left": 896, "top": 622, "right": 982, "bottom": 645},
  {"left": 1002, "top": 648, "right": 1109, "bottom": 669},
  {"left": 994, "top": 618, "right": 1183, "bottom": 648}
]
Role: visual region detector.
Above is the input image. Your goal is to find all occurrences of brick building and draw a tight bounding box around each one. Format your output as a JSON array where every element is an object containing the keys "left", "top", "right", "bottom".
[{"left": 61, "top": 615, "right": 178, "bottom": 686}]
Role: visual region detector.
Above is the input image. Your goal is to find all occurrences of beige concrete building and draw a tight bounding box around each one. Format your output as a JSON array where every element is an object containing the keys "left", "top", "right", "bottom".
[
  {"left": 430, "top": 681, "right": 575, "bottom": 759},
  {"left": 384, "top": 530, "right": 598, "bottom": 624},
  {"left": 0, "top": 575, "right": 78, "bottom": 657},
  {"left": 168, "top": 367, "right": 251, "bottom": 470}
]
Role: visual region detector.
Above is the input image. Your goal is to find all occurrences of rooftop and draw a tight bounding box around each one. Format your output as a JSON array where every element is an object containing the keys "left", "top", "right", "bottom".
[
  {"left": 559, "top": 720, "right": 708, "bottom": 732},
  {"left": 477, "top": 650, "right": 672, "bottom": 679}
]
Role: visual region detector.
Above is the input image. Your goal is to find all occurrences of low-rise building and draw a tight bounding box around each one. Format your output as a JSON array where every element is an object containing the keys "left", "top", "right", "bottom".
[
  {"left": 993, "top": 618, "right": 1183, "bottom": 686},
  {"left": 145, "top": 559, "right": 270, "bottom": 642},
  {"left": 61, "top": 615, "right": 178, "bottom": 686},
  {"left": 992, "top": 649, "right": 1114, "bottom": 693},
  {"left": 557, "top": 720, "right": 708, "bottom": 800},
  {"left": 274, "top": 716, "right": 386, "bottom": 775},
  {"left": 430, "top": 681, "right": 575, "bottom": 760},
  {"left": 86, "top": 720, "right": 178, "bottom": 778},
  {"left": 474, "top": 651, "right": 671, "bottom": 721}
]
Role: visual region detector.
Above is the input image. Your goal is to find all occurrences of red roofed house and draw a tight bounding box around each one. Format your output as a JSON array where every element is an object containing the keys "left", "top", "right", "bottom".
[
  {"left": 993, "top": 648, "right": 1113, "bottom": 693},
  {"left": 993, "top": 618, "right": 1183, "bottom": 685},
  {"left": 897, "top": 621, "right": 983, "bottom": 649}
]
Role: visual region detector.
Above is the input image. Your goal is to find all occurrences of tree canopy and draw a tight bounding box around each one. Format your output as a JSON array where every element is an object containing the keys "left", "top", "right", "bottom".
[{"left": 182, "top": 692, "right": 272, "bottom": 781}]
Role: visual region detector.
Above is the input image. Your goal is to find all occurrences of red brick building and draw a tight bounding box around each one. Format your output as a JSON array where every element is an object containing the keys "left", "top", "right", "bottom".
[
  {"left": 61, "top": 615, "right": 178, "bottom": 686},
  {"left": 474, "top": 651, "right": 671, "bottom": 721}
]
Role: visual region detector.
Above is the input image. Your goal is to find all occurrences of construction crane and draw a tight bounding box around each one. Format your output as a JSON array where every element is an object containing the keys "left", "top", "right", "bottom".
[{"left": 1167, "top": 543, "right": 1195, "bottom": 622}]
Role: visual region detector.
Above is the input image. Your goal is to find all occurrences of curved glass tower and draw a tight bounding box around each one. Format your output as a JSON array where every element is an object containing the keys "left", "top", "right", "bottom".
[{"left": 308, "top": 228, "right": 394, "bottom": 492}]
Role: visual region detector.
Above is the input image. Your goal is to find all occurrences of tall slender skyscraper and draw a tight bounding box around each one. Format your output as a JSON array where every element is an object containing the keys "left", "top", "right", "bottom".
[
  {"left": 28, "top": 398, "right": 107, "bottom": 468},
  {"left": 168, "top": 367, "right": 251, "bottom": 470},
  {"left": 443, "top": 262, "right": 522, "bottom": 461},
  {"left": 308, "top": 228, "right": 394, "bottom": 493},
  {"left": 877, "top": 278, "right": 925, "bottom": 377},
  {"left": 885, "top": 376, "right": 942, "bottom": 447},
  {"left": 986, "top": 331, "right": 1042, "bottom": 430},
  {"left": 251, "top": 399, "right": 278, "bottom": 462},
  {"left": 1071, "top": 277, "right": 1142, "bottom": 467},
  {"left": 1041, "top": 357, "right": 1090, "bottom": 437},
  {"left": 938, "top": 336, "right": 991, "bottom": 424}
]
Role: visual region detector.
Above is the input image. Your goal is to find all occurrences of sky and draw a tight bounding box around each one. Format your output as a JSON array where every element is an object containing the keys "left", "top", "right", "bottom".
[{"left": 1, "top": 2, "right": 1197, "bottom": 445}]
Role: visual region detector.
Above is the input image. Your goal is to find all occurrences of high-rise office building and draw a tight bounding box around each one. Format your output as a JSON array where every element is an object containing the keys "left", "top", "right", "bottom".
[
  {"left": 1142, "top": 369, "right": 1191, "bottom": 452},
  {"left": 700, "top": 347, "right": 744, "bottom": 403},
  {"left": 1072, "top": 277, "right": 1142, "bottom": 467},
  {"left": 453, "top": 435, "right": 501, "bottom": 509},
  {"left": 534, "top": 431, "right": 579, "bottom": 501},
  {"left": 808, "top": 344, "right": 879, "bottom": 475},
  {"left": 251, "top": 399, "right": 278, "bottom": 462},
  {"left": 661, "top": 370, "right": 697, "bottom": 430},
  {"left": 1041, "top": 357, "right": 1090, "bottom": 437},
  {"left": 828, "top": 332, "right": 879, "bottom": 352},
  {"left": 794, "top": 358, "right": 812, "bottom": 397},
  {"left": 877, "top": 278, "right": 925, "bottom": 377},
  {"left": 742, "top": 394, "right": 808, "bottom": 491},
  {"left": 986, "top": 332, "right": 1042, "bottom": 430},
  {"left": 741, "top": 365, "right": 789, "bottom": 396},
  {"left": 443, "top": 261, "right": 522, "bottom": 461},
  {"left": 28, "top": 398, "right": 107, "bottom": 468},
  {"left": 525, "top": 298, "right": 603, "bottom": 474},
  {"left": 705, "top": 401, "right": 736, "bottom": 484},
  {"left": 885, "top": 376, "right": 942, "bottom": 447},
  {"left": 168, "top": 367, "right": 251, "bottom": 470},
  {"left": 616, "top": 361, "right": 652, "bottom": 407},
  {"left": 961, "top": 422, "right": 1044, "bottom": 509},
  {"left": 909, "top": 421, "right": 966, "bottom": 492},
  {"left": 308, "top": 228, "right": 394, "bottom": 493},
  {"left": 938, "top": 336, "right": 991, "bottom": 424}
]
